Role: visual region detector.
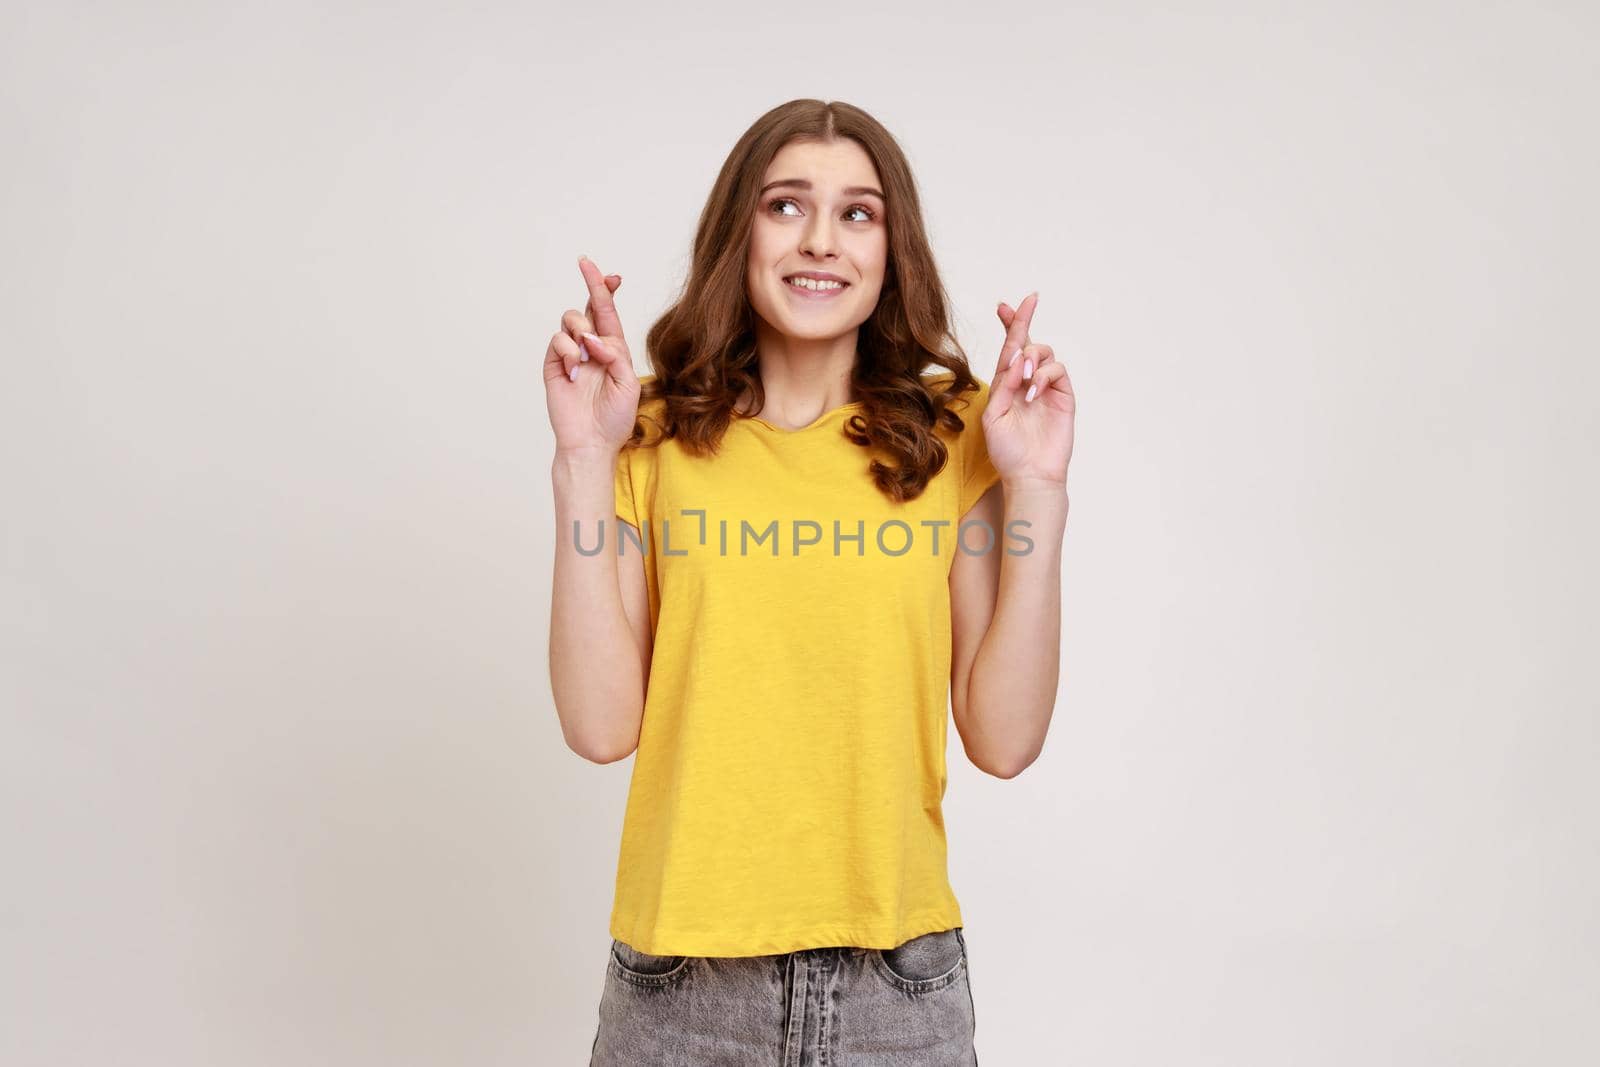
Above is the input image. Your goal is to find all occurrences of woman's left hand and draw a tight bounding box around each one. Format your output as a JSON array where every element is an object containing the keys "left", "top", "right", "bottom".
[{"left": 982, "top": 292, "right": 1075, "bottom": 490}]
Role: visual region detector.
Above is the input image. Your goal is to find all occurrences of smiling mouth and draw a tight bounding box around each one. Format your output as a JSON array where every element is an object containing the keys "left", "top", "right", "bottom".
[{"left": 783, "top": 276, "right": 849, "bottom": 293}]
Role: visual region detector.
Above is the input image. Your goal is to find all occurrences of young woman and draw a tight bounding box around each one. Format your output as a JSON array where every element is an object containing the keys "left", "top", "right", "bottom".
[{"left": 546, "top": 99, "right": 1074, "bottom": 1065}]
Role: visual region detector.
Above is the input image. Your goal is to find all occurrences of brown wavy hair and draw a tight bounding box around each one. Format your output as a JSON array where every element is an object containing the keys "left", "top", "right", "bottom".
[{"left": 627, "top": 98, "right": 987, "bottom": 503}]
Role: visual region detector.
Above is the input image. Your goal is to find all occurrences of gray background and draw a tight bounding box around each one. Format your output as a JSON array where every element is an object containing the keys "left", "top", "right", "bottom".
[{"left": 3, "top": 2, "right": 1595, "bottom": 1063}]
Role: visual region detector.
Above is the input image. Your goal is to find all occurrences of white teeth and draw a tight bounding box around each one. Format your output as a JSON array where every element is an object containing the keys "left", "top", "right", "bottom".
[{"left": 785, "top": 276, "right": 844, "bottom": 291}]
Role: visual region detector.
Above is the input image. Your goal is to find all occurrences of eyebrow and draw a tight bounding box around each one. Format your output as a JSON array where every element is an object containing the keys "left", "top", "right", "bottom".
[{"left": 759, "top": 178, "right": 886, "bottom": 202}]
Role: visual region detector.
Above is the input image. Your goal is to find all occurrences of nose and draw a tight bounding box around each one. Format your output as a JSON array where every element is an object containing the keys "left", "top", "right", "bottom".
[{"left": 799, "top": 213, "right": 838, "bottom": 261}]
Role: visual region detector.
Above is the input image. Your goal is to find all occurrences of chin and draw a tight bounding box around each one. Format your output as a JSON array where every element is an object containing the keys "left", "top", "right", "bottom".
[
  {"left": 776, "top": 311, "right": 858, "bottom": 340},
  {"left": 785, "top": 325, "right": 848, "bottom": 341}
]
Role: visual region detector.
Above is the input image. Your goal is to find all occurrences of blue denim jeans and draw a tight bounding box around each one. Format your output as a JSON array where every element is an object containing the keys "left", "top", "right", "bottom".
[{"left": 590, "top": 926, "right": 978, "bottom": 1065}]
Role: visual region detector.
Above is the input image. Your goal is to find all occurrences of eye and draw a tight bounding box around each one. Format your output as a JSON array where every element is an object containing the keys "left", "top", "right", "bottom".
[{"left": 767, "top": 197, "right": 877, "bottom": 223}]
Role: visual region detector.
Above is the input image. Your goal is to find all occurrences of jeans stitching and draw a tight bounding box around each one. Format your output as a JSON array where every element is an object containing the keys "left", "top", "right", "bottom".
[
  {"left": 869, "top": 930, "right": 968, "bottom": 994},
  {"left": 609, "top": 939, "right": 693, "bottom": 986}
]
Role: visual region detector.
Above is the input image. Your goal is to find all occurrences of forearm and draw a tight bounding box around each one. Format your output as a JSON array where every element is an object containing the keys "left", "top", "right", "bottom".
[
  {"left": 965, "top": 481, "right": 1069, "bottom": 777},
  {"left": 549, "top": 446, "right": 643, "bottom": 761}
]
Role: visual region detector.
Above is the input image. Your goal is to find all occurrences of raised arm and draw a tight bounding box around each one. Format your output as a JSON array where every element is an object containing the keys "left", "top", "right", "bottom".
[
  {"left": 546, "top": 256, "right": 648, "bottom": 763},
  {"left": 949, "top": 292, "right": 1076, "bottom": 778}
]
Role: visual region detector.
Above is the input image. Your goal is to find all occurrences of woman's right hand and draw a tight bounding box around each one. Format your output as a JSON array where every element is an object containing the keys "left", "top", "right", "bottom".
[{"left": 544, "top": 256, "right": 642, "bottom": 453}]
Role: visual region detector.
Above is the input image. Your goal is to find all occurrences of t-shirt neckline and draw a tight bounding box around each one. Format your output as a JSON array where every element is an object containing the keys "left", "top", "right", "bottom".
[{"left": 739, "top": 401, "right": 864, "bottom": 435}]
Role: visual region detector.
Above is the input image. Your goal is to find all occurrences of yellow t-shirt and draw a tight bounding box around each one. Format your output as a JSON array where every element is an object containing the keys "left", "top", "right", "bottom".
[{"left": 608, "top": 369, "right": 1002, "bottom": 957}]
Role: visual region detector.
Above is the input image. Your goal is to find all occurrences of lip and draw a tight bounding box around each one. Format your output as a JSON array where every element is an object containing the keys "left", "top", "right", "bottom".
[
  {"left": 782, "top": 271, "right": 851, "bottom": 300},
  {"left": 784, "top": 270, "right": 849, "bottom": 284}
]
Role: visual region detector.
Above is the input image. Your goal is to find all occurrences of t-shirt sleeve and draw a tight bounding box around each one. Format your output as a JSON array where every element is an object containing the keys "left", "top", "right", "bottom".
[
  {"left": 614, "top": 446, "right": 639, "bottom": 530},
  {"left": 957, "top": 379, "right": 1002, "bottom": 517}
]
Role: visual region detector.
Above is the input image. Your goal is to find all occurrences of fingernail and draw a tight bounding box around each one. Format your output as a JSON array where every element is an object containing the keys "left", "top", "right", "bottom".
[
  {"left": 568, "top": 365, "right": 578, "bottom": 382},
  {"left": 1026, "top": 383, "right": 1037, "bottom": 402},
  {"left": 1008, "top": 348, "right": 1020, "bottom": 368},
  {"left": 582, "top": 331, "right": 601, "bottom": 345},
  {"left": 580, "top": 344, "right": 589, "bottom": 362},
  {"left": 1024, "top": 358, "right": 1033, "bottom": 379}
]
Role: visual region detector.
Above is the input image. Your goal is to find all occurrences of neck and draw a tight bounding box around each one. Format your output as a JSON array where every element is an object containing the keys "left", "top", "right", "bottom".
[{"left": 745, "top": 320, "right": 859, "bottom": 420}]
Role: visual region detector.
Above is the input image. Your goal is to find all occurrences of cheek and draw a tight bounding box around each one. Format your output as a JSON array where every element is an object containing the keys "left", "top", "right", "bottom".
[
  {"left": 748, "top": 218, "right": 785, "bottom": 259},
  {"left": 855, "top": 248, "right": 888, "bottom": 289},
  {"left": 854, "top": 233, "right": 887, "bottom": 273}
]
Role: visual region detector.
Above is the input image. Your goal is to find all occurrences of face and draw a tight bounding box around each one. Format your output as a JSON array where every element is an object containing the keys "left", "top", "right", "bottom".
[{"left": 746, "top": 138, "right": 888, "bottom": 342}]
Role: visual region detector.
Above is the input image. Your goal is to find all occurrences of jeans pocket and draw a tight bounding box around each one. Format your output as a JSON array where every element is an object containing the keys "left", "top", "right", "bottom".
[
  {"left": 609, "top": 938, "right": 692, "bottom": 986},
  {"left": 871, "top": 927, "right": 967, "bottom": 995}
]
